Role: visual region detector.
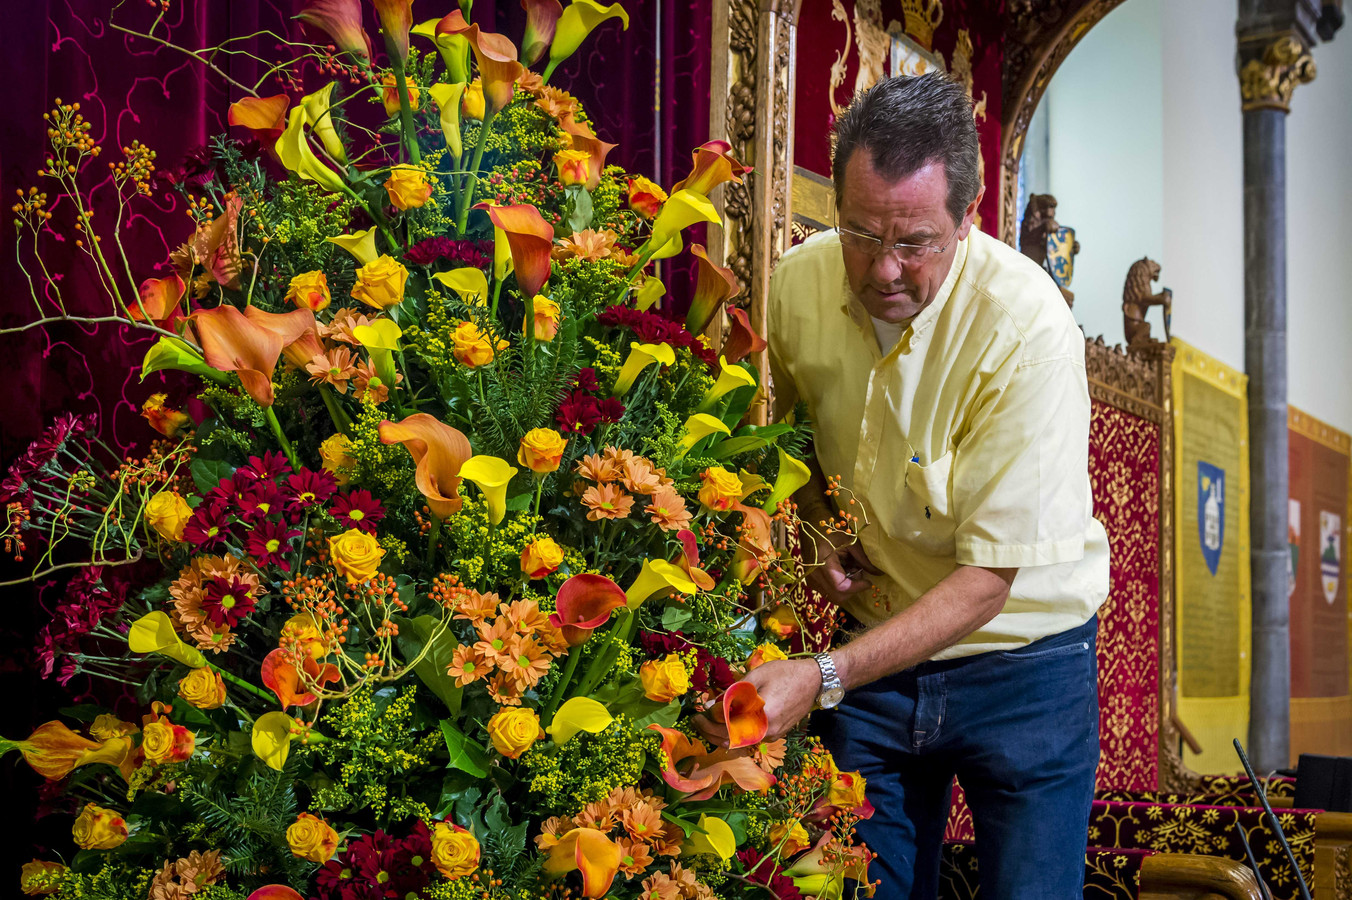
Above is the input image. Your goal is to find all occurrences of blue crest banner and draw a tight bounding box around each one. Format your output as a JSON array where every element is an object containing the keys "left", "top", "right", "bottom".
[{"left": 1198, "top": 461, "right": 1225, "bottom": 576}]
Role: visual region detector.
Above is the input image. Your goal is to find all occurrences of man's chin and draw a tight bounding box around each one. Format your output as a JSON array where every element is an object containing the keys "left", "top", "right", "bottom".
[{"left": 860, "top": 290, "right": 918, "bottom": 321}]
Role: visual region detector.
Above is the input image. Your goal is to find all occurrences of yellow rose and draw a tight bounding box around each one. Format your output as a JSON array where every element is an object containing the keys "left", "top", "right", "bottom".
[
  {"left": 517, "top": 428, "right": 567, "bottom": 474},
  {"left": 827, "top": 771, "right": 869, "bottom": 811},
  {"left": 431, "top": 821, "right": 481, "bottom": 879},
  {"left": 767, "top": 819, "right": 810, "bottom": 857},
  {"left": 461, "top": 81, "right": 486, "bottom": 121},
  {"left": 526, "top": 295, "right": 561, "bottom": 342},
  {"left": 141, "top": 716, "right": 194, "bottom": 765},
  {"left": 384, "top": 165, "right": 433, "bottom": 211},
  {"left": 762, "top": 604, "right": 800, "bottom": 638},
  {"left": 553, "top": 149, "right": 592, "bottom": 187},
  {"left": 88, "top": 714, "right": 136, "bottom": 742},
  {"left": 328, "top": 528, "right": 386, "bottom": 584},
  {"left": 627, "top": 175, "right": 668, "bottom": 219},
  {"left": 286, "top": 812, "right": 339, "bottom": 863},
  {"left": 351, "top": 254, "right": 409, "bottom": 310},
  {"left": 638, "top": 653, "right": 690, "bottom": 702},
  {"left": 746, "top": 642, "right": 789, "bottom": 670},
  {"left": 145, "top": 491, "right": 192, "bottom": 542},
  {"left": 486, "top": 706, "right": 542, "bottom": 759},
  {"left": 20, "top": 860, "right": 67, "bottom": 896},
  {"left": 282, "top": 612, "right": 329, "bottom": 660},
  {"left": 71, "top": 803, "right": 128, "bottom": 850},
  {"left": 698, "top": 465, "right": 743, "bottom": 511},
  {"left": 286, "top": 270, "right": 331, "bottom": 311},
  {"left": 451, "top": 321, "right": 507, "bottom": 368},
  {"left": 381, "top": 72, "right": 421, "bottom": 118},
  {"left": 520, "top": 536, "right": 565, "bottom": 579},
  {"left": 319, "top": 433, "right": 355, "bottom": 486},
  {"left": 177, "top": 666, "right": 226, "bottom": 710}
]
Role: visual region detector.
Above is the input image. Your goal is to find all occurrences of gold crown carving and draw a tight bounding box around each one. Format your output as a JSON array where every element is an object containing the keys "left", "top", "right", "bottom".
[{"left": 902, "top": 0, "right": 944, "bottom": 52}]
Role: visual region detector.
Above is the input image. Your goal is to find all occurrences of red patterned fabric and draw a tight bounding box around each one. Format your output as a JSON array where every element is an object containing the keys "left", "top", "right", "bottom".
[{"left": 941, "top": 841, "right": 1149, "bottom": 900}]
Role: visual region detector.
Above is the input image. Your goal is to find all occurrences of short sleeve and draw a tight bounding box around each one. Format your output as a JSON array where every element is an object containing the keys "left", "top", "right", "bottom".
[{"left": 951, "top": 354, "right": 1092, "bottom": 569}]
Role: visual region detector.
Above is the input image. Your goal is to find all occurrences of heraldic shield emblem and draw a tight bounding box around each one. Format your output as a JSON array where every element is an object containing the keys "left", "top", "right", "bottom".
[
  {"left": 1198, "top": 462, "right": 1225, "bottom": 576},
  {"left": 1320, "top": 510, "right": 1342, "bottom": 604},
  {"left": 1045, "top": 225, "right": 1076, "bottom": 288}
]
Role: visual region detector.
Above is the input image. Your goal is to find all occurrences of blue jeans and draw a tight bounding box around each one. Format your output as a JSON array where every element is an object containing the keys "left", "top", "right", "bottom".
[{"left": 814, "top": 617, "right": 1099, "bottom": 899}]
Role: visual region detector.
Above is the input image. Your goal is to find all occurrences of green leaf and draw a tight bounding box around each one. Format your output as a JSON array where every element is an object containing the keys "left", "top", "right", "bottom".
[
  {"left": 631, "top": 699, "right": 680, "bottom": 731},
  {"left": 57, "top": 704, "right": 107, "bottom": 722},
  {"left": 660, "top": 811, "right": 699, "bottom": 837},
  {"left": 394, "top": 616, "right": 463, "bottom": 713},
  {"left": 660, "top": 606, "right": 693, "bottom": 632},
  {"left": 707, "top": 424, "right": 795, "bottom": 461},
  {"left": 190, "top": 458, "right": 235, "bottom": 494},
  {"left": 566, "top": 185, "right": 594, "bottom": 234},
  {"left": 439, "top": 719, "right": 490, "bottom": 779}
]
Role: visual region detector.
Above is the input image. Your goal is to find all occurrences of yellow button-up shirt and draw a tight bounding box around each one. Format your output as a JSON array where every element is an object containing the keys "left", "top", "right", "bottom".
[{"left": 768, "top": 228, "right": 1109, "bottom": 659}]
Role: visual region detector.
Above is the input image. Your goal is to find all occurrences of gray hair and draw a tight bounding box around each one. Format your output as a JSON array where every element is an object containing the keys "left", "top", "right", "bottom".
[{"left": 831, "top": 73, "right": 981, "bottom": 226}]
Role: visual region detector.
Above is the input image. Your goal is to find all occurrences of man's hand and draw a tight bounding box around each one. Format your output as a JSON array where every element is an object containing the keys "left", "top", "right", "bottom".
[
  {"left": 692, "top": 658, "right": 822, "bottom": 746},
  {"left": 804, "top": 532, "right": 881, "bottom": 605}
]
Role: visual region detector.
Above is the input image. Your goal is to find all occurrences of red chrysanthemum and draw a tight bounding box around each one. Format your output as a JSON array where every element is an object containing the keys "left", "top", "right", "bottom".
[
  {"left": 201, "top": 575, "right": 257, "bottom": 627},
  {"left": 244, "top": 519, "right": 301, "bottom": 571},
  {"left": 329, "top": 490, "right": 385, "bottom": 533}
]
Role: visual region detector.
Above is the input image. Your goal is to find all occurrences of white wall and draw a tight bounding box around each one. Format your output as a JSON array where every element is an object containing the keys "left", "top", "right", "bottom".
[{"left": 1034, "top": 0, "right": 1352, "bottom": 432}]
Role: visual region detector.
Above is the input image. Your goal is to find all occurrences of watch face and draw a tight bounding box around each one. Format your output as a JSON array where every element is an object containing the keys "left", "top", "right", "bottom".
[{"left": 820, "top": 686, "right": 845, "bottom": 709}]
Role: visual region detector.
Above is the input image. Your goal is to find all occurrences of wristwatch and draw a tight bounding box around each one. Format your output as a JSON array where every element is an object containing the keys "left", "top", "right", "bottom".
[{"left": 814, "top": 652, "right": 845, "bottom": 709}]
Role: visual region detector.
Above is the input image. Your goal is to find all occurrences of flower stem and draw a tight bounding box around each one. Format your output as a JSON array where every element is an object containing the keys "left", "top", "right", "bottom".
[
  {"left": 320, "top": 386, "right": 353, "bottom": 435},
  {"left": 574, "top": 609, "right": 631, "bottom": 698},
  {"left": 541, "top": 644, "right": 582, "bottom": 726},
  {"left": 489, "top": 279, "right": 504, "bottom": 320},
  {"left": 533, "top": 479, "right": 544, "bottom": 516},
  {"left": 207, "top": 661, "right": 276, "bottom": 706},
  {"left": 426, "top": 514, "right": 442, "bottom": 571},
  {"left": 455, "top": 110, "right": 496, "bottom": 235},
  {"left": 386, "top": 36, "right": 422, "bottom": 166},
  {"left": 264, "top": 407, "right": 300, "bottom": 470}
]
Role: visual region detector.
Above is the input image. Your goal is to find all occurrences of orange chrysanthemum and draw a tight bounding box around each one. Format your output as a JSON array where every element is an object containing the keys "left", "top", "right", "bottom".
[
  {"left": 581, "top": 483, "right": 634, "bottom": 521},
  {"left": 645, "top": 489, "right": 693, "bottom": 532},
  {"left": 446, "top": 644, "right": 489, "bottom": 686},
  {"left": 575, "top": 453, "right": 620, "bottom": 483},
  {"left": 553, "top": 227, "right": 617, "bottom": 262}
]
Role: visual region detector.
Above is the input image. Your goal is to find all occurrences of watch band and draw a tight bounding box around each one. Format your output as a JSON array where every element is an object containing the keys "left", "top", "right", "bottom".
[{"left": 814, "top": 651, "right": 843, "bottom": 707}]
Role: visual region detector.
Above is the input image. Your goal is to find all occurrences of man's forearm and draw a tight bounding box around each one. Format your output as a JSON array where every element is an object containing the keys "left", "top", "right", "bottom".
[{"left": 832, "top": 564, "right": 1015, "bottom": 690}]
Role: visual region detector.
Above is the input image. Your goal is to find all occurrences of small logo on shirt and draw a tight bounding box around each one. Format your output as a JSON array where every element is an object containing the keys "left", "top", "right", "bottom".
[{"left": 924, "top": 506, "right": 931, "bottom": 519}]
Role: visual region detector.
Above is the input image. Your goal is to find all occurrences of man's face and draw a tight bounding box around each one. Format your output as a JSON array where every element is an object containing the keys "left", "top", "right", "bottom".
[{"left": 836, "top": 150, "right": 980, "bottom": 323}]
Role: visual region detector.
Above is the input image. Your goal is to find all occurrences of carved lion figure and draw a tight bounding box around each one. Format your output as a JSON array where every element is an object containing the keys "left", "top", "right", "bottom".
[
  {"left": 1122, "top": 257, "right": 1172, "bottom": 348},
  {"left": 1019, "top": 194, "right": 1060, "bottom": 267}
]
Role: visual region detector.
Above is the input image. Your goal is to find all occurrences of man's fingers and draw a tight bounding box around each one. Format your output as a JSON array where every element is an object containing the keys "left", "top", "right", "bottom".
[
  {"left": 691, "top": 713, "right": 729, "bottom": 747},
  {"left": 845, "top": 543, "right": 883, "bottom": 575}
]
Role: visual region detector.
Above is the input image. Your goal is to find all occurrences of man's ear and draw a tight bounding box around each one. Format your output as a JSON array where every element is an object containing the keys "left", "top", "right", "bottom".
[{"left": 958, "top": 186, "right": 986, "bottom": 240}]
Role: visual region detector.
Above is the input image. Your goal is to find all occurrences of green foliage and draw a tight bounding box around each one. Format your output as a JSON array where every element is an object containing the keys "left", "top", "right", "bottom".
[
  {"left": 523, "top": 715, "right": 656, "bottom": 816},
  {"left": 181, "top": 765, "right": 308, "bottom": 887},
  {"left": 52, "top": 862, "right": 156, "bottom": 900}
]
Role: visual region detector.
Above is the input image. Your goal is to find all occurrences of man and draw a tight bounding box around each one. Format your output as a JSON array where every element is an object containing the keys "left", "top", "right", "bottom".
[{"left": 701, "top": 74, "right": 1109, "bottom": 897}]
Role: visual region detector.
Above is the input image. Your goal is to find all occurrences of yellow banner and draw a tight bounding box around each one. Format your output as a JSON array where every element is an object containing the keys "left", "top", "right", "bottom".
[{"left": 1172, "top": 339, "right": 1251, "bottom": 774}]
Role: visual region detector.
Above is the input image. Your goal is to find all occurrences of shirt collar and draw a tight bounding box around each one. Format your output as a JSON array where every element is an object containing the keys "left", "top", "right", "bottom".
[{"left": 841, "top": 233, "right": 970, "bottom": 343}]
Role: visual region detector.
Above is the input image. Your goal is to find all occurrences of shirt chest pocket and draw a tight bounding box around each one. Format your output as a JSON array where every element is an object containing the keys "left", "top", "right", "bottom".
[{"left": 877, "top": 451, "right": 957, "bottom": 557}]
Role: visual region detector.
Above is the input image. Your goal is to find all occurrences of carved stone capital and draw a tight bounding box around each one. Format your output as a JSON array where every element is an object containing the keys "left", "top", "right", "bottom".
[{"left": 1239, "top": 35, "right": 1317, "bottom": 113}]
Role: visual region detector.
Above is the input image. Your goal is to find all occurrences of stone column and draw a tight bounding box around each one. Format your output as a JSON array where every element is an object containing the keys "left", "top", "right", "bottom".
[{"left": 1236, "top": 23, "right": 1317, "bottom": 773}]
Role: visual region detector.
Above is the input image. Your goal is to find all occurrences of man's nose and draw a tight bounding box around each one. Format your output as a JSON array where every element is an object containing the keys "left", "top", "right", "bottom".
[{"left": 869, "top": 251, "right": 905, "bottom": 286}]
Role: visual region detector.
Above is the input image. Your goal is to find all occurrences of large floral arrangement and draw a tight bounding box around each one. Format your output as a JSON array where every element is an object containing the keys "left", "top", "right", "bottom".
[{"left": 1, "top": 3, "right": 872, "bottom": 899}]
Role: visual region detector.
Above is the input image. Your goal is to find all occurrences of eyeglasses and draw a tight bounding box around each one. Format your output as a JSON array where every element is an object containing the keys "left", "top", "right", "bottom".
[{"left": 838, "top": 224, "right": 959, "bottom": 262}]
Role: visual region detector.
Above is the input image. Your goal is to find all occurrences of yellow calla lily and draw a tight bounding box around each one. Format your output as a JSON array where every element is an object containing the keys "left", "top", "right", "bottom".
[
  {"left": 682, "top": 815, "right": 736, "bottom": 861},
  {"left": 325, "top": 227, "right": 379, "bottom": 266},
  {"left": 677, "top": 413, "right": 732, "bottom": 457},
  {"left": 431, "top": 268, "right": 489, "bottom": 306},
  {"left": 251, "top": 711, "right": 295, "bottom": 771},
  {"left": 634, "top": 276, "right": 664, "bottom": 312},
  {"left": 697, "top": 356, "right": 756, "bottom": 412},
  {"left": 275, "top": 106, "right": 347, "bottom": 194},
  {"left": 459, "top": 455, "right": 518, "bottom": 525},
  {"left": 412, "top": 19, "right": 471, "bottom": 83},
  {"left": 649, "top": 232, "right": 683, "bottom": 261},
  {"left": 547, "top": 1, "right": 630, "bottom": 81},
  {"left": 546, "top": 697, "right": 614, "bottom": 744},
  {"left": 738, "top": 469, "right": 769, "bottom": 500},
  {"left": 127, "top": 611, "right": 207, "bottom": 668},
  {"left": 352, "top": 319, "right": 403, "bottom": 395},
  {"left": 426, "top": 82, "right": 467, "bottom": 162},
  {"left": 647, "top": 189, "right": 721, "bottom": 253},
  {"left": 300, "top": 81, "right": 347, "bottom": 165},
  {"left": 764, "top": 447, "right": 812, "bottom": 512},
  {"left": 624, "top": 558, "right": 697, "bottom": 609},
  {"left": 610, "top": 341, "right": 676, "bottom": 398}
]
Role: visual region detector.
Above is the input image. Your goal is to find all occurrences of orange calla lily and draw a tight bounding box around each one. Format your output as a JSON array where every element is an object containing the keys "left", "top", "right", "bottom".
[
  {"left": 132, "top": 274, "right": 185, "bottom": 326},
  {"left": 243, "top": 305, "right": 318, "bottom": 349},
  {"left": 436, "top": 12, "right": 524, "bottom": 117},
  {"left": 521, "top": 0, "right": 564, "bottom": 66},
  {"left": 731, "top": 501, "right": 775, "bottom": 584},
  {"left": 191, "top": 194, "right": 245, "bottom": 290},
  {"left": 647, "top": 724, "right": 776, "bottom": 800},
  {"left": 228, "top": 94, "right": 290, "bottom": 144},
  {"left": 543, "top": 828, "right": 622, "bottom": 899},
  {"left": 246, "top": 887, "right": 304, "bottom": 900},
  {"left": 672, "top": 529, "right": 716, "bottom": 592},
  {"left": 371, "top": 0, "right": 415, "bottom": 64},
  {"left": 686, "top": 243, "right": 740, "bottom": 334},
  {"left": 722, "top": 305, "right": 767, "bottom": 366},
  {"left": 378, "top": 413, "right": 473, "bottom": 519},
  {"left": 297, "top": 0, "right": 371, "bottom": 60},
  {"left": 261, "top": 649, "right": 340, "bottom": 708},
  {"left": 673, "top": 139, "right": 752, "bottom": 196},
  {"left": 473, "top": 202, "right": 554, "bottom": 297},
  {"left": 564, "top": 132, "right": 616, "bottom": 191},
  {"left": 2, "top": 721, "right": 131, "bottom": 781},
  {"left": 714, "top": 680, "right": 769, "bottom": 749},
  {"left": 188, "top": 305, "right": 288, "bottom": 407},
  {"left": 548, "top": 573, "right": 627, "bottom": 646}
]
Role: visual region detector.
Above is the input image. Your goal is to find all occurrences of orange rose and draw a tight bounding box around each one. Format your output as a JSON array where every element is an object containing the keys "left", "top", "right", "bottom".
[
  {"left": 287, "top": 812, "right": 339, "bottom": 863},
  {"left": 381, "top": 72, "right": 420, "bottom": 118},
  {"left": 451, "top": 321, "right": 507, "bottom": 368},
  {"left": 639, "top": 653, "right": 689, "bottom": 702},
  {"left": 626, "top": 176, "right": 668, "bottom": 219},
  {"left": 746, "top": 642, "right": 789, "bottom": 670},
  {"left": 518, "top": 428, "right": 567, "bottom": 474},
  {"left": 767, "top": 819, "right": 810, "bottom": 857},
  {"left": 384, "top": 165, "right": 434, "bottom": 210},
  {"left": 286, "top": 270, "right": 331, "bottom": 311},
  {"left": 762, "top": 604, "right": 800, "bottom": 638},
  {"left": 141, "top": 714, "right": 194, "bottom": 765},
  {"left": 827, "top": 771, "right": 870, "bottom": 813},
  {"left": 71, "top": 803, "right": 128, "bottom": 850},
  {"left": 527, "top": 295, "right": 561, "bottom": 341},
  {"left": 697, "top": 465, "right": 742, "bottom": 511},
  {"left": 554, "top": 149, "right": 592, "bottom": 187},
  {"left": 141, "top": 393, "right": 191, "bottom": 437},
  {"left": 177, "top": 666, "right": 227, "bottom": 710},
  {"left": 521, "top": 536, "right": 565, "bottom": 579}
]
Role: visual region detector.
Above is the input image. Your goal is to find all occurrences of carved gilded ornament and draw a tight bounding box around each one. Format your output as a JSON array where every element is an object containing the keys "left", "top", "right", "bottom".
[{"left": 1240, "top": 36, "right": 1317, "bottom": 113}]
